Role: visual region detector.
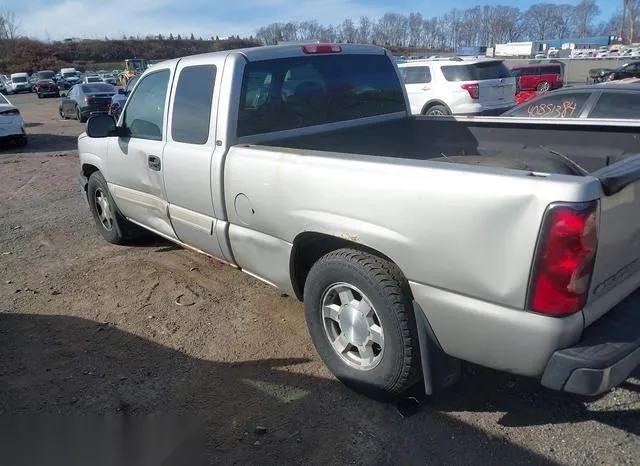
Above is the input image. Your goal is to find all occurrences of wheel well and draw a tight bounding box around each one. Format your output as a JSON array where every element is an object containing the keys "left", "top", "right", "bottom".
[
  {"left": 421, "top": 100, "right": 450, "bottom": 115},
  {"left": 81, "top": 164, "right": 100, "bottom": 191},
  {"left": 290, "top": 232, "right": 399, "bottom": 301}
]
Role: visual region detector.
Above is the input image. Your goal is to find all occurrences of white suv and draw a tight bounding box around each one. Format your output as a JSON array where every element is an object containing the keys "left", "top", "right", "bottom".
[{"left": 398, "top": 57, "right": 516, "bottom": 116}]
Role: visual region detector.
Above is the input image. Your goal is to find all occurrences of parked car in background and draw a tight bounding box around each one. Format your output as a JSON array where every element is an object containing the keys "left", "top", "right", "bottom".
[
  {"left": 510, "top": 63, "right": 563, "bottom": 92},
  {"left": 0, "top": 93, "right": 26, "bottom": 147},
  {"left": 34, "top": 79, "right": 61, "bottom": 98},
  {"left": 588, "top": 61, "right": 640, "bottom": 84},
  {"left": 36, "top": 70, "right": 56, "bottom": 81},
  {"left": 502, "top": 83, "right": 640, "bottom": 120},
  {"left": 60, "top": 68, "right": 81, "bottom": 86},
  {"left": 100, "top": 73, "right": 117, "bottom": 85},
  {"left": 0, "top": 77, "right": 7, "bottom": 94},
  {"left": 84, "top": 75, "right": 103, "bottom": 84},
  {"left": 5, "top": 72, "right": 32, "bottom": 94},
  {"left": 108, "top": 74, "right": 139, "bottom": 121},
  {"left": 59, "top": 83, "right": 117, "bottom": 122},
  {"left": 398, "top": 57, "right": 516, "bottom": 116}
]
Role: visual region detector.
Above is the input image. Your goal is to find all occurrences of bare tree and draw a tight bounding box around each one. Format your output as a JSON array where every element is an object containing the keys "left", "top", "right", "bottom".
[
  {"left": 524, "top": 3, "right": 559, "bottom": 40},
  {"left": 0, "top": 9, "right": 21, "bottom": 40},
  {"left": 573, "top": 0, "right": 600, "bottom": 37}
]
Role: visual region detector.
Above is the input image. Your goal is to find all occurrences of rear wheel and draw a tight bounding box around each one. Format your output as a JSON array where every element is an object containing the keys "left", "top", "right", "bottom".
[
  {"left": 76, "top": 105, "right": 86, "bottom": 123},
  {"left": 424, "top": 104, "right": 450, "bottom": 117},
  {"left": 304, "top": 248, "right": 420, "bottom": 399},
  {"left": 537, "top": 81, "right": 551, "bottom": 92}
]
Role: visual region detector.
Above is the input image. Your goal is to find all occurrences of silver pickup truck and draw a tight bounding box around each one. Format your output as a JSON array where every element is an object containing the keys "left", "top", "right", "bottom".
[{"left": 78, "top": 43, "right": 640, "bottom": 400}]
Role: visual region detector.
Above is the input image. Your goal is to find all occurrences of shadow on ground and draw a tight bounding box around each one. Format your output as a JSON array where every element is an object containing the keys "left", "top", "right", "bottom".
[
  {"left": 0, "top": 313, "right": 566, "bottom": 466},
  {"left": 0, "top": 134, "right": 78, "bottom": 155}
]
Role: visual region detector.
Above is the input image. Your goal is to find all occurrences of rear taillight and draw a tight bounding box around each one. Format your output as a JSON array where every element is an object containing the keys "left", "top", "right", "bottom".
[
  {"left": 84, "top": 96, "right": 96, "bottom": 104},
  {"left": 461, "top": 83, "right": 479, "bottom": 99},
  {"left": 302, "top": 44, "right": 341, "bottom": 54},
  {"left": 528, "top": 201, "right": 599, "bottom": 316},
  {"left": 0, "top": 108, "right": 20, "bottom": 116}
]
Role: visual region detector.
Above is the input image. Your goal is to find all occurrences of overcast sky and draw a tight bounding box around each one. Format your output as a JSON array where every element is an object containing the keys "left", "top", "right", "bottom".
[{"left": 14, "top": 0, "right": 617, "bottom": 41}]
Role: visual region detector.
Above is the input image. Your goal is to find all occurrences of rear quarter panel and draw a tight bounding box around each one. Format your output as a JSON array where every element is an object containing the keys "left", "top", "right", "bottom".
[{"left": 224, "top": 145, "right": 602, "bottom": 309}]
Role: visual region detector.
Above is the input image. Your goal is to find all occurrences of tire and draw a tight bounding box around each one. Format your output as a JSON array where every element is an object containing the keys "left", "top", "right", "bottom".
[
  {"left": 87, "top": 172, "right": 138, "bottom": 245},
  {"left": 424, "top": 104, "right": 449, "bottom": 117},
  {"left": 59, "top": 107, "right": 67, "bottom": 119},
  {"left": 303, "top": 248, "right": 420, "bottom": 399},
  {"left": 37, "top": 93, "right": 42, "bottom": 99},
  {"left": 76, "top": 105, "right": 86, "bottom": 123},
  {"left": 536, "top": 81, "right": 551, "bottom": 92}
]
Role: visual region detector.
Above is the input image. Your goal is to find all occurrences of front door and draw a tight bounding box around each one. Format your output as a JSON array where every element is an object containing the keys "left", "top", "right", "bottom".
[{"left": 105, "top": 67, "right": 176, "bottom": 239}]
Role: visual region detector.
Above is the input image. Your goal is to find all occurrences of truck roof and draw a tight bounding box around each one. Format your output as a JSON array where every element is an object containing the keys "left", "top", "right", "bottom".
[{"left": 151, "top": 43, "right": 388, "bottom": 69}]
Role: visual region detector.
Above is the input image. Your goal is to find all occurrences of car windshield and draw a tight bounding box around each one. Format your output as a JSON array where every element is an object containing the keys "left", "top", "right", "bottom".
[
  {"left": 81, "top": 83, "right": 115, "bottom": 93},
  {"left": 441, "top": 61, "right": 512, "bottom": 81},
  {"left": 237, "top": 54, "right": 406, "bottom": 137},
  {"left": 62, "top": 72, "right": 76, "bottom": 78},
  {"left": 38, "top": 71, "right": 55, "bottom": 79},
  {"left": 126, "top": 76, "right": 140, "bottom": 91},
  {"left": 12, "top": 77, "right": 27, "bottom": 83}
]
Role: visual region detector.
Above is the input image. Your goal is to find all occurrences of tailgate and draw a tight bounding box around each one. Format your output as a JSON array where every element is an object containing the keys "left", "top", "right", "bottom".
[
  {"left": 479, "top": 78, "right": 516, "bottom": 106},
  {"left": 587, "top": 155, "right": 640, "bottom": 322}
]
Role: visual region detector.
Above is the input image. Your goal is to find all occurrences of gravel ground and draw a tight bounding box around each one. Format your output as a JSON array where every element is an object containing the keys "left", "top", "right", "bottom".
[{"left": 0, "top": 92, "right": 638, "bottom": 466}]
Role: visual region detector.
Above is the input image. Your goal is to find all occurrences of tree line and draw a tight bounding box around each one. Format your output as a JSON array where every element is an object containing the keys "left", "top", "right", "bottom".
[
  {"left": 255, "top": 1, "right": 636, "bottom": 47},
  {"left": 2, "top": 2, "right": 640, "bottom": 73}
]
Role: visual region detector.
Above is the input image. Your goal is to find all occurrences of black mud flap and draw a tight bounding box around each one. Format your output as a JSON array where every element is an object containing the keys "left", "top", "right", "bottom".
[{"left": 413, "top": 300, "right": 462, "bottom": 395}]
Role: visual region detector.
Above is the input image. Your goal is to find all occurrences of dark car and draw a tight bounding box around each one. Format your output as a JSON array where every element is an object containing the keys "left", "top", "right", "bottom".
[
  {"left": 34, "top": 79, "right": 60, "bottom": 98},
  {"left": 588, "top": 61, "right": 640, "bottom": 84},
  {"left": 58, "top": 83, "right": 117, "bottom": 122},
  {"left": 108, "top": 74, "right": 139, "bottom": 121},
  {"left": 502, "top": 83, "right": 640, "bottom": 120}
]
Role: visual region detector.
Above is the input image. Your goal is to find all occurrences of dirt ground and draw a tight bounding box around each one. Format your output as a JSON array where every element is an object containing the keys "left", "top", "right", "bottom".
[{"left": 0, "top": 93, "right": 638, "bottom": 466}]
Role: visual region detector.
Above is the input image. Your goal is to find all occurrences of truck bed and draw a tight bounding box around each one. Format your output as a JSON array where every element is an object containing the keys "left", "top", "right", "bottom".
[{"left": 263, "top": 117, "right": 640, "bottom": 175}]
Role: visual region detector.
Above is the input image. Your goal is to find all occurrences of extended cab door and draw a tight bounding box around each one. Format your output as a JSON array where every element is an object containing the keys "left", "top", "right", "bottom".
[
  {"left": 399, "top": 65, "right": 433, "bottom": 115},
  {"left": 162, "top": 57, "right": 233, "bottom": 262},
  {"left": 106, "top": 66, "right": 176, "bottom": 238}
]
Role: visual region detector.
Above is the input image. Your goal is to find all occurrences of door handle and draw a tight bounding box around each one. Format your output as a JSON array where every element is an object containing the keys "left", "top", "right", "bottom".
[
  {"left": 422, "top": 86, "right": 431, "bottom": 91},
  {"left": 148, "top": 155, "right": 161, "bottom": 171}
]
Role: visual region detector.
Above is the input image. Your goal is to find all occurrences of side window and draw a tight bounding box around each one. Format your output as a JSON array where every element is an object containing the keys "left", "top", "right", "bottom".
[
  {"left": 508, "top": 92, "right": 591, "bottom": 118},
  {"left": 171, "top": 65, "right": 216, "bottom": 144},
  {"left": 589, "top": 92, "right": 640, "bottom": 119},
  {"left": 123, "top": 69, "right": 170, "bottom": 141},
  {"left": 400, "top": 66, "right": 431, "bottom": 84},
  {"left": 522, "top": 67, "right": 540, "bottom": 76}
]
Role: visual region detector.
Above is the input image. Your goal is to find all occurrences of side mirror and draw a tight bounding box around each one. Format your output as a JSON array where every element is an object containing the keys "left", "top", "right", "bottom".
[{"left": 86, "top": 115, "right": 116, "bottom": 138}]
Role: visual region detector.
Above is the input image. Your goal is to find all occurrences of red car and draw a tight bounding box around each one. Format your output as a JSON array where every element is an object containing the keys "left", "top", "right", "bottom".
[
  {"left": 33, "top": 79, "right": 60, "bottom": 98},
  {"left": 510, "top": 63, "right": 563, "bottom": 93}
]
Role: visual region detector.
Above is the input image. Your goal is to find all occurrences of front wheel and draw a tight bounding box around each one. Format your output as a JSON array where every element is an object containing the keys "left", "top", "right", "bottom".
[
  {"left": 87, "top": 172, "right": 141, "bottom": 245},
  {"left": 304, "top": 248, "right": 420, "bottom": 399},
  {"left": 537, "top": 81, "right": 551, "bottom": 92}
]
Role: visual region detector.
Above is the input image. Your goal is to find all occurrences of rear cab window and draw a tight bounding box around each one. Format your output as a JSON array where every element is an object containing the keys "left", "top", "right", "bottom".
[
  {"left": 237, "top": 54, "right": 406, "bottom": 137},
  {"left": 440, "top": 61, "right": 512, "bottom": 81}
]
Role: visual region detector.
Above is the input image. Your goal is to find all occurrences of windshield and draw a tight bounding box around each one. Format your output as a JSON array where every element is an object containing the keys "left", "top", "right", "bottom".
[
  {"left": 126, "top": 75, "right": 140, "bottom": 92},
  {"left": 62, "top": 72, "right": 76, "bottom": 78},
  {"left": 441, "top": 61, "right": 512, "bottom": 81},
  {"left": 237, "top": 54, "right": 406, "bottom": 137},
  {"left": 81, "top": 83, "right": 116, "bottom": 93},
  {"left": 12, "top": 77, "right": 27, "bottom": 83},
  {"left": 38, "top": 71, "right": 55, "bottom": 79}
]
